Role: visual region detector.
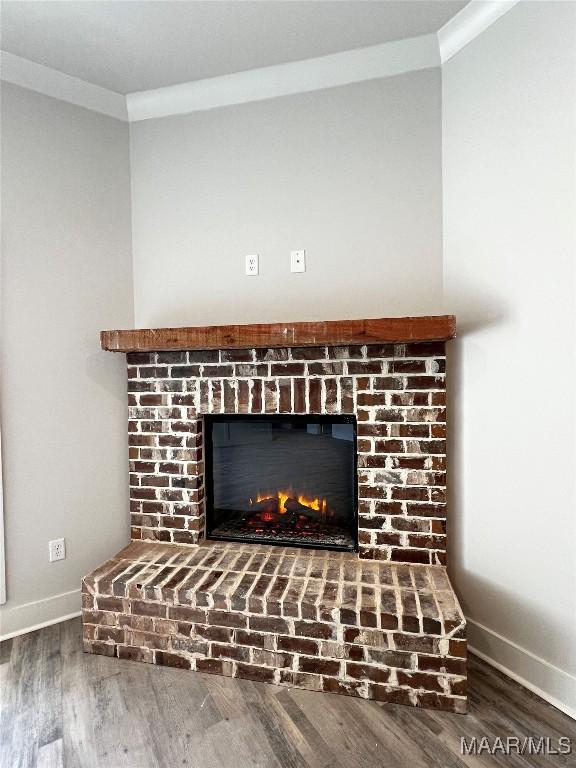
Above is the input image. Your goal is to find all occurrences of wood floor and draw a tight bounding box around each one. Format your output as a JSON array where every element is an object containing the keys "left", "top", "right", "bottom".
[{"left": 1, "top": 618, "right": 574, "bottom": 768}]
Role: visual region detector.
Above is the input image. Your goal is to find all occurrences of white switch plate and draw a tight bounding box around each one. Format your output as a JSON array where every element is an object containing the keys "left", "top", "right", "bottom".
[
  {"left": 245, "top": 254, "right": 259, "bottom": 275},
  {"left": 290, "top": 249, "right": 306, "bottom": 273},
  {"left": 49, "top": 538, "right": 66, "bottom": 562}
]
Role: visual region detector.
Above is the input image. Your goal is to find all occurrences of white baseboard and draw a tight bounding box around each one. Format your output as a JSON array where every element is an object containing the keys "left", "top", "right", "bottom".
[
  {"left": 468, "top": 618, "right": 576, "bottom": 722},
  {"left": 0, "top": 588, "right": 81, "bottom": 640}
]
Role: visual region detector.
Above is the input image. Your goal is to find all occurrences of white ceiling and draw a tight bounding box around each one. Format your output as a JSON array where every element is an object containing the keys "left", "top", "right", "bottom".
[{"left": 0, "top": 1, "right": 468, "bottom": 94}]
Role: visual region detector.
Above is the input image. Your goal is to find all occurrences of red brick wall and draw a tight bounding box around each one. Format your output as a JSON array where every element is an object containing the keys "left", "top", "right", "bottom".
[{"left": 126, "top": 342, "right": 447, "bottom": 564}]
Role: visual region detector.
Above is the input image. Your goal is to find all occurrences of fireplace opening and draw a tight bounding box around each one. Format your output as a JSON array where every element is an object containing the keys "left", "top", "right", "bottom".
[{"left": 205, "top": 414, "right": 357, "bottom": 551}]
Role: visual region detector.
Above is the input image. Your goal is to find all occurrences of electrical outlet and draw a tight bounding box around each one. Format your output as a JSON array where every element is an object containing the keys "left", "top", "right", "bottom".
[
  {"left": 49, "top": 538, "right": 66, "bottom": 562},
  {"left": 290, "top": 249, "right": 306, "bottom": 273},
  {"left": 245, "top": 254, "right": 259, "bottom": 275}
]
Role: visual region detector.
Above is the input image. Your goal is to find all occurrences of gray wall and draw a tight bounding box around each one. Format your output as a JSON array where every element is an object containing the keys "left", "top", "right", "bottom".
[
  {"left": 130, "top": 70, "right": 443, "bottom": 327},
  {"left": 0, "top": 84, "right": 134, "bottom": 635},
  {"left": 443, "top": 2, "right": 576, "bottom": 712}
]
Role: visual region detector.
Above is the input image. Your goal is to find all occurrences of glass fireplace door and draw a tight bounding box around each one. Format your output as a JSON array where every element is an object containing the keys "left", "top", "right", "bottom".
[{"left": 205, "top": 415, "right": 357, "bottom": 551}]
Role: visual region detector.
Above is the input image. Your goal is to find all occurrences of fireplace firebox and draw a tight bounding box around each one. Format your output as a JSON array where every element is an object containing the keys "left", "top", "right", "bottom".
[{"left": 205, "top": 415, "right": 357, "bottom": 551}]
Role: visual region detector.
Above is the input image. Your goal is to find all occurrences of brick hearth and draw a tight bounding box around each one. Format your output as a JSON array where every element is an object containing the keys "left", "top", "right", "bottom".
[
  {"left": 84, "top": 318, "right": 466, "bottom": 711},
  {"left": 82, "top": 540, "right": 467, "bottom": 713}
]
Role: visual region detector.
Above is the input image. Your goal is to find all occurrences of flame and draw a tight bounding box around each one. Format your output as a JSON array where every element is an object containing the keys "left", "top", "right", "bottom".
[{"left": 251, "top": 488, "right": 327, "bottom": 514}]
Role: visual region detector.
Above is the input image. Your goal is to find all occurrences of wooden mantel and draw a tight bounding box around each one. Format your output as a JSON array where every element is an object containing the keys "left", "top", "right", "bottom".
[{"left": 100, "top": 316, "right": 455, "bottom": 352}]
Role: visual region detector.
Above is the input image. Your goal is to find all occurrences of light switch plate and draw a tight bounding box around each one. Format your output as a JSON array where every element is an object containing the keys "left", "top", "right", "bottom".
[{"left": 290, "top": 250, "right": 306, "bottom": 273}]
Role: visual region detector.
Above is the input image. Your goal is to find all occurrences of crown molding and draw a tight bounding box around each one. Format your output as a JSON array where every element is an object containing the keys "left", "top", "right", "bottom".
[
  {"left": 126, "top": 34, "right": 439, "bottom": 122},
  {"left": 438, "top": 0, "right": 522, "bottom": 63},
  {"left": 0, "top": 51, "right": 128, "bottom": 121},
  {"left": 1, "top": 3, "right": 523, "bottom": 125}
]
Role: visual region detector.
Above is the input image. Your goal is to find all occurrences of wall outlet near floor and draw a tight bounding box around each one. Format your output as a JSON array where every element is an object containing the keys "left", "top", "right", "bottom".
[
  {"left": 245, "top": 254, "right": 259, "bottom": 275},
  {"left": 290, "top": 249, "right": 306, "bottom": 273},
  {"left": 49, "top": 538, "right": 66, "bottom": 562}
]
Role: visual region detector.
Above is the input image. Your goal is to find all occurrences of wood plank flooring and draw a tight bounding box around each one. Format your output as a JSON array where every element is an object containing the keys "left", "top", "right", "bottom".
[{"left": 1, "top": 618, "right": 574, "bottom": 768}]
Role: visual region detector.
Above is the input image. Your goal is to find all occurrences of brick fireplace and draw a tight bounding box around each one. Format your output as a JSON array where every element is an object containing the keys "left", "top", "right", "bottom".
[{"left": 82, "top": 317, "right": 467, "bottom": 713}]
